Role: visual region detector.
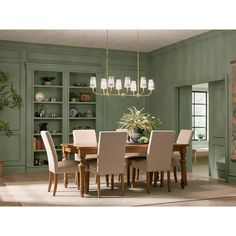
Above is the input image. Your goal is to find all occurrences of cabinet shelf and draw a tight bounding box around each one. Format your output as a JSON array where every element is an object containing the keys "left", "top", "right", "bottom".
[
  {"left": 69, "top": 102, "right": 96, "bottom": 105},
  {"left": 69, "top": 86, "right": 90, "bottom": 89},
  {"left": 34, "top": 117, "right": 63, "bottom": 120},
  {"left": 34, "top": 101, "right": 63, "bottom": 104},
  {"left": 69, "top": 117, "right": 96, "bottom": 120},
  {"left": 34, "top": 85, "right": 63, "bottom": 88}
]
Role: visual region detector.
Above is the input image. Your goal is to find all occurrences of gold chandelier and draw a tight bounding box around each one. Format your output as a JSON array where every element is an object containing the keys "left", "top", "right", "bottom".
[{"left": 89, "top": 30, "right": 155, "bottom": 97}]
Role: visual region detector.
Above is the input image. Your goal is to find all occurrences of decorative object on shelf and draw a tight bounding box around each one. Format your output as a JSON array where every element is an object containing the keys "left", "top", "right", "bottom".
[
  {"left": 39, "top": 104, "right": 46, "bottom": 117},
  {"left": 0, "top": 71, "right": 23, "bottom": 136},
  {"left": 79, "top": 92, "right": 91, "bottom": 102},
  {"left": 117, "top": 106, "right": 162, "bottom": 143},
  {"left": 41, "top": 76, "right": 56, "bottom": 85},
  {"left": 50, "top": 97, "right": 57, "bottom": 102},
  {"left": 70, "top": 92, "right": 79, "bottom": 102},
  {"left": 69, "top": 107, "right": 78, "bottom": 117},
  {"left": 34, "top": 155, "right": 40, "bottom": 166},
  {"left": 35, "top": 92, "right": 45, "bottom": 102},
  {"left": 39, "top": 122, "right": 48, "bottom": 131},
  {"left": 89, "top": 30, "right": 155, "bottom": 97},
  {"left": 85, "top": 110, "right": 94, "bottom": 117},
  {"left": 74, "top": 82, "right": 87, "bottom": 87}
]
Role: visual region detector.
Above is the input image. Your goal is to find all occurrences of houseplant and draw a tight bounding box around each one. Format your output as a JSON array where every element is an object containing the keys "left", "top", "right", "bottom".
[
  {"left": 117, "top": 106, "right": 162, "bottom": 143},
  {"left": 0, "top": 71, "right": 23, "bottom": 136}
]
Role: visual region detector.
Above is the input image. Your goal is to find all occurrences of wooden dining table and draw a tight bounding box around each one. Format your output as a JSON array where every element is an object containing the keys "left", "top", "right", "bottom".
[{"left": 61, "top": 143, "right": 189, "bottom": 197}]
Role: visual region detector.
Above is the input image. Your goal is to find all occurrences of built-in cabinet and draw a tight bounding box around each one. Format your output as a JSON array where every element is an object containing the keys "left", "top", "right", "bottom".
[{"left": 26, "top": 63, "right": 102, "bottom": 170}]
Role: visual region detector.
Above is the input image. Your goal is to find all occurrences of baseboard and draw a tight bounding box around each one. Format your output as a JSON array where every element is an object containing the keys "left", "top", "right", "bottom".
[
  {"left": 227, "top": 175, "right": 236, "bottom": 184},
  {"left": 26, "top": 166, "right": 48, "bottom": 172}
]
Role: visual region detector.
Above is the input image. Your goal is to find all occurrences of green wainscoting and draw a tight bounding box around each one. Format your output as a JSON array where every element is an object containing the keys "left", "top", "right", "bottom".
[{"left": 0, "top": 40, "right": 148, "bottom": 173}]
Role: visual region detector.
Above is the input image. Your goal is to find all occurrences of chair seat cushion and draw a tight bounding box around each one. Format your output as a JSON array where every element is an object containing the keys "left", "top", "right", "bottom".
[
  {"left": 56, "top": 160, "right": 80, "bottom": 174},
  {"left": 171, "top": 152, "right": 181, "bottom": 167},
  {"left": 131, "top": 158, "right": 147, "bottom": 170}
]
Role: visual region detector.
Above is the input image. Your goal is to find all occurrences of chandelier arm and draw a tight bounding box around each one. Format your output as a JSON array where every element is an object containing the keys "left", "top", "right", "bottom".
[
  {"left": 106, "top": 30, "right": 109, "bottom": 80},
  {"left": 137, "top": 30, "right": 140, "bottom": 95},
  {"left": 91, "top": 88, "right": 107, "bottom": 96}
]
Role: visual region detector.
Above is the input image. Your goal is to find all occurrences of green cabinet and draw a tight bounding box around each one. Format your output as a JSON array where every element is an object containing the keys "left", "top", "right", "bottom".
[{"left": 26, "top": 63, "right": 102, "bottom": 170}]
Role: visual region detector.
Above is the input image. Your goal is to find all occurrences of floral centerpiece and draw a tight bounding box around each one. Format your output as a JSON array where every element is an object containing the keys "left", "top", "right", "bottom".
[{"left": 117, "top": 106, "right": 162, "bottom": 143}]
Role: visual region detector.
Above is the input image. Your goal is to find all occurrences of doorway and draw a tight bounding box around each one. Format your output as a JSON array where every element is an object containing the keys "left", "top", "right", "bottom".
[
  {"left": 191, "top": 83, "right": 209, "bottom": 179},
  {"left": 177, "top": 79, "right": 228, "bottom": 181}
]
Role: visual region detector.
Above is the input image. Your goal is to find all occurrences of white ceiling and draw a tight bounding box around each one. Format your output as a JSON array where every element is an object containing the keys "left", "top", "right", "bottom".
[{"left": 0, "top": 30, "right": 208, "bottom": 52}]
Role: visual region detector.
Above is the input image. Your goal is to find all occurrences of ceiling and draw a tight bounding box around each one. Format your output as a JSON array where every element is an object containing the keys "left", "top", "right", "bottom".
[{"left": 0, "top": 30, "right": 208, "bottom": 52}]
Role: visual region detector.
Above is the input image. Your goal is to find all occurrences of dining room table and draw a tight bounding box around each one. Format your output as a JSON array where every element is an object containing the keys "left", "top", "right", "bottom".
[{"left": 61, "top": 143, "right": 189, "bottom": 197}]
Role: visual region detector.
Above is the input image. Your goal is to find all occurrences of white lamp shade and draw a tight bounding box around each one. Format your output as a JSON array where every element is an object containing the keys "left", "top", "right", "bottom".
[
  {"left": 108, "top": 76, "right": 115, "bottom": 88},
  {"left": 115, "top": 79, "right": 122, "bottom": 90},
  {"left": 130, "top": 81, "right": 137, "bottom": 92},
  {"left": 124, "top": 76, "right": 131, "bottom": 88},
  {"left": 140, "top": 77, "right": 147, "bottom": 88},
  {"left": 90, "top": 77, "right": 97, "bottom": 88},
  {"left": 148, "top": 79, "right": 155, "bottom": 90},
  {"left": 101, "top": 78, "right": 107, "bottom": 89}
]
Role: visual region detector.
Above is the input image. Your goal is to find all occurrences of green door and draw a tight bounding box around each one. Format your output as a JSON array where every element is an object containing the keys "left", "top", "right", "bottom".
[
  {"left": 178, "top": 86, "right": 192, "bottom": 171},
  {"left": 209, "top": 79, "right": 229, "bottom": 180}
]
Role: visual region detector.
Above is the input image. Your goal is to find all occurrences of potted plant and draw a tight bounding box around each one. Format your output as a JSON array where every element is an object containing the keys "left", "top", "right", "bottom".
[
  {"left": 0, "top": 71, "right": 23, "bottom": 137},
  {"left": 117, "top": 106, "right": 162, "bottom": 143},
  {"left": 69, "top": 92, "right": 79, "bottom": 102},
  {"left": 41, "top": 76, "right": 56, "bottom": 85}
]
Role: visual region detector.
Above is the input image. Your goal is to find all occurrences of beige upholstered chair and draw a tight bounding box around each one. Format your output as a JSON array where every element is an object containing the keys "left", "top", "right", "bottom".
[
  {"left": 131, "top": 130, "right": 176, "bottom": 193},
  {"left": 89, "top": 131, "right": 127, "bottom": 197},
  {"left": 72, "top": 129, "right": 98, "bottom": 187},
  {"left": 116, "top": 128, "right": 143, "bottom": 185},
  {"left": 72, "top": 129, "right": 97, "bottom": 161},
  {"left": 172, "top": 129, "right": 193, "bottom": 183},
  {"left": 41, "top": 131, "right": 80, "bottom": 196}
]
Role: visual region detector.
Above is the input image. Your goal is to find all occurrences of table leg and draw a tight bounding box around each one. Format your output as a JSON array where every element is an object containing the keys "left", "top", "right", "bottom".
[
  {"left": 180, "top": 147, "right": 187, "bottom": 189},
  {"left": 62, "top": 147, "right": 68, "bottom": 188},
  {"left": 79, "top": 161, "right": 86, "bottom": 197}
]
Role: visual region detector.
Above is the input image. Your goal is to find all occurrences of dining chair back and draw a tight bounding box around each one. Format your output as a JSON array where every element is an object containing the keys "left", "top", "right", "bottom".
[
  {"left": 147, "top": 130, "right": 176, "bottom": 171},
  {"left": 97, "top": 131, "right": 127, "bottom": 175},
  {"left": 116, "top": 128, "right": 129, "bottom": 142},
  {"left": 41, "top": 130, "right": 58, "bottom": 173},
  {"left": 176, "top": 129, "right": 193, "bottom": 145},
  {"left": 73, "top": 129, "right": 97, "bottom": 160},
  {"left": 41, "top": 131, "right": 80, "bottom": 196}
]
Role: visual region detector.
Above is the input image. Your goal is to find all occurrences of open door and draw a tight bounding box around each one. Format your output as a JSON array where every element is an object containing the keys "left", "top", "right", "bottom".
[
  {"left": 209, "top": 79, "right": 229, "bottom": 180},
  {"left": 178, "top": 86, "right": 192, "bottom": 171}
]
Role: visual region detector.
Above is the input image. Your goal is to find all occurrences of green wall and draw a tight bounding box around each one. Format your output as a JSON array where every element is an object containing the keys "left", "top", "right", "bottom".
[
  {"left": 148, "top": 30, "right": 236, "bottom": 182},
  {"left": 0, "top": 40, "right": 148, "bottom": 173}
]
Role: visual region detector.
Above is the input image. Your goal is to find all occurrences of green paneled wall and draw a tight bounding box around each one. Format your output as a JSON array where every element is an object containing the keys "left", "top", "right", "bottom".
[
  {"left": 149, "top": 30, "right": 236, "bottom": 182},
  {"left": 0, "top": 39, "right": 149, "bottom": 173}
]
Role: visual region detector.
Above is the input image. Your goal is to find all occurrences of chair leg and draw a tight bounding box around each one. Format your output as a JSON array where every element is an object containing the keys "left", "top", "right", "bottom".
[
  {"left": 120, "top": 174, "right": 124, "bottom": 196},
  {"left": 137, "top": 169, "right": 139, "bottom": 180},
  {"left": 106, "top": 175, "right": 109, "bottom": 186},
  {"left": 75, "top": 173, "right": 77, "bottom": 185},
  {"left": 48, "top": 171, "right": 52, "bottom": 192},
  {"left": 132, "top": 167, "right": 136, "bottom": 188},
  {"left": 53, "top": 174, "right": 58, "bottom": 196},
  {"left": 85, "top": 171, "right": 90, "bottom": 194},
  {"left": 167, "top": 170, "right": 171, "bottom": 192},
  {"left": 150, "top": 172, "right": 153, "bottom": 184},
  {"left": 64, "top": 173, "right": 68, "bottom": 188},
  {"left": 146, "top": 171, "right": 150, "bottom": 193},
  {"left": 77, "top": 172, "right": 80, "bottom": 190},
  {"left": 173, "top": 166, "right": 178, "bottom": 183},
  {"left": 154, "top": 171, "right": 158, "bottom": 187},
  {"left": 160, "top": 171, "right": 164, "bottom": 187},
  {"left": 97, "top": 174, "right": 101, "bottom": 198},
  {"left": 127, "top": 165, "right": 130, "bottom": 187},
  {"left": 111, "top": 174, "right": 114, "bottom": 190}
]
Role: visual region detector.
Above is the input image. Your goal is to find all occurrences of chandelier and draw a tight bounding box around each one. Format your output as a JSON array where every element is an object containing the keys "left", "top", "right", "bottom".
[{"left": 89, "top": 30, "right": 155, "bottom": 97}]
